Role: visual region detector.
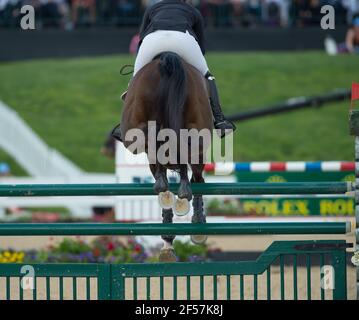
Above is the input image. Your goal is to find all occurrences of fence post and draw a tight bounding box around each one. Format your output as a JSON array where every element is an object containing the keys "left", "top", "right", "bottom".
[
  {"left": 97, "top": 265, "right": 112, "bottom": 300},
  {"left": 349, "top": 109, "right": 359, "bottom": 300},
  {"left": 332, "top": 249, "right": 348, "bottom": 300}
]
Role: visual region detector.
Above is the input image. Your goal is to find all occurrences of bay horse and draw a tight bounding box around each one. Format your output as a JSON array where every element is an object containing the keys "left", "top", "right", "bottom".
[{"left": 119, "top": 52, "right": 213, "bottom": 262}]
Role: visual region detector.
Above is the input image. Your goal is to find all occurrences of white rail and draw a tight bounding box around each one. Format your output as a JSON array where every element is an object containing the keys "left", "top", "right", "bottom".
[
  {"left": 0, "top": 101, "right": 95, "bottom": 216},
  {"left": 0, "top": 101, "right": 83, "bottom": 177}
]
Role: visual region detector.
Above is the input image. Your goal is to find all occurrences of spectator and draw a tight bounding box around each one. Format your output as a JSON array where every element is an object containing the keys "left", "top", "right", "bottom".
[
  {"left": 71, "top": 0, "right": 96, "bottom": 26},
  {"left": 229, "top": 0, "right": 262, "bottom": 27},
  {"left": 262, "top": 0, "right": 290, "bottom": 26},
  {"left": 96, "top": 0, "right": 116, "bottom": 25},
  {"left": 38, "top": 0, "right": 64, "bottom": 27},
  {"left": 262, "top": 0, "right": 281, "bottom": 26},
  {"left": 244, "top": 0, "right": 262, "bottom": 26},
  {"left": 206, "top": 0, "right": 234, "bottom": 27},
  {"left": 56, "top": 0, "right": 71, "bottom": 28},
  {"left": 0, "top": 0, "right": 21, "bottom": 27},
  {"left": 116, "top": 0, "right": 142, "bottom": 26},
  {"left": 293, "top": 0, "right": 322, "bottom": 26},
  {"left": 229, "top": 0, "right": 243, "bottom": 26}
]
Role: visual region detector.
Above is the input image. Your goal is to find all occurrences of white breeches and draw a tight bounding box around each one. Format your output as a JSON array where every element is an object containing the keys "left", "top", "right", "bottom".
[{"left": 134, "top": 30, "right": 209, "bottom": 76}]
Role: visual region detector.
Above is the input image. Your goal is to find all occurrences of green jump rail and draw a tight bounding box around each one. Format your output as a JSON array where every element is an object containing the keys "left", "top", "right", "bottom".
[
  {"left": 0, "top": 182, "right": 354, "bottom": 197},
  {"left": 0, "top": 222, "right": 351, "bottom": 236}
]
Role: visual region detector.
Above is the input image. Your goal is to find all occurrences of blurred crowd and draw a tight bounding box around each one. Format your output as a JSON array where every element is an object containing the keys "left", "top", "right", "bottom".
[{"left": 0, "top": 0, "right": 359, "bottom": 28}]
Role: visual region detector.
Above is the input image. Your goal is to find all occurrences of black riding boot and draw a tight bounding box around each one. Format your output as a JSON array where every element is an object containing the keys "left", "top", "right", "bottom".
[
  {"left": 205, "top": 71, "right": 236, "bottom": 138},
  {"left": 111, "top": 123, "right": 122, "bottom": 142}
]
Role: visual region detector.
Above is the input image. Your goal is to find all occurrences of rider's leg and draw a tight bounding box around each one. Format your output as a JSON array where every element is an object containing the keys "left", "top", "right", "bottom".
[
  {"left": 204, "top": 71, "right": 236, "bottom": 137},
  {"left": 171, "top": 31, "right": 236, "bottom": 137},
  {"left": 121, "top": 32, "right": 163, "bottom": 101}
]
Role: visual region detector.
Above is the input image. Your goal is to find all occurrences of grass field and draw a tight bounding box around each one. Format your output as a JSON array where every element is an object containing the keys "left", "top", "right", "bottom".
[{"left": 0, "top": 51, "right": 358, "bottom": 175}]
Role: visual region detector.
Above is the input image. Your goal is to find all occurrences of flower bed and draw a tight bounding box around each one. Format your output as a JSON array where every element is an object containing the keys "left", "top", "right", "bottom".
[{"left": 0, "top": 236, "right": 209, "bottom": 263}]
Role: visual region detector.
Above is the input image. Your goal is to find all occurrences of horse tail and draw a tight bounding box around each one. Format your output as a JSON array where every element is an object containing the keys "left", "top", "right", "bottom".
[{"left": 157, "top": 52, "right": 187, "bottom": 138}]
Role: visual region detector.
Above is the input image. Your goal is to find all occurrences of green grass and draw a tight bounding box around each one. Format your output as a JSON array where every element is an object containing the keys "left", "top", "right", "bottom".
[{"left": 0, "top": 51, "right": 358, "bottom": 175}]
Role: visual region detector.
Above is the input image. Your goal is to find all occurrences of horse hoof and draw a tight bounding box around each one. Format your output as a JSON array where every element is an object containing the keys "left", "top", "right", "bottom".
[
  {"left": 173, "top": 198, "right": 190, "bottom": 216},
  {"left": 190, "top": 234, "right": 208, "bottom": 245},
  {"left": 158, "top": 191, "right": 175, "bottom": 209},
  {"left": 159, "top": 248, "right": 177, "bottom": 262}
]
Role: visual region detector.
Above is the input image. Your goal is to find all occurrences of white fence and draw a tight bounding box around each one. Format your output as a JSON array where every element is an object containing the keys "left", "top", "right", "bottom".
[
  {"left": 0, "top": 175, "right": 118, "bottom": 219},
  {"left": 0, "top": 101, "right": 95, "bottom": 216},
  {"left": 0, "top": 101, "right": 82, "bottom": 177}
]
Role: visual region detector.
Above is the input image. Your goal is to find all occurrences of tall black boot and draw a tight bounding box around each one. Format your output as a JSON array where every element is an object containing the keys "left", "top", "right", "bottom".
[{"left": 205, "top": 71, "right": 236, "bottom": 138}]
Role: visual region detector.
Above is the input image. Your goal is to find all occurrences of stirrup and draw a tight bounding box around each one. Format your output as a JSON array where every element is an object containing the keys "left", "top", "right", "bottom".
[
  {"left": 121, "top": 91, "right": 128, "bottom": 101},
  {"left": 111, "top": 123, "right": 122, "bottom": 142}
]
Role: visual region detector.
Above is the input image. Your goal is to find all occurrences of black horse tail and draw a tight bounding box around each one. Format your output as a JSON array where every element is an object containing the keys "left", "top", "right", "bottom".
[{"left": 157, "top": 52, "right": 187, "bottom": 138}]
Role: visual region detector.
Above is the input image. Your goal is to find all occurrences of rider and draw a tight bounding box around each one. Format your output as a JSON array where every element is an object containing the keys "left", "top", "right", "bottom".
[{"left": 120, "top": 0, "right": 236, "bottom": 137}]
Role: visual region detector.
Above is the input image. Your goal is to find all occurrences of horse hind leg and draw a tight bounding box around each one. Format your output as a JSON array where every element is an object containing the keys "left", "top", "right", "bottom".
[
  {"left": 192, "top": 194, "right": 206, "bottom": 223},
  {"left": 190, "top": 194, "right": 208, "bottom": 244},
  {"left": 150, "top": 163, "right": 175, "bottom": 210},
  {"left": 150, "top": 164, "right": 176, "bottom": 261},
  {"left": 159, "top": 208, "right": 177, "bottom": 262},
  {"left": 173, "top": 165, "right": 192, "bottom": 216},
  {"left": 190, "top": 164, "right": 207, "bottom": 244}
]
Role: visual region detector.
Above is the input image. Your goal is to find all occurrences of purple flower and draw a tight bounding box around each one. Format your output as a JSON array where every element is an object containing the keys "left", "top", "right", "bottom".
[
  {"left": 79, "top": 253, "right": 87, "bottom": 262},
  {"left": 84, "top": 251, "right": 95, "bottom": 262},
  {"left": 188, "top": 255, "right": 205, "bottom": 262},
  {"left": 132, "top": 252, "right": 148, "bottom": 263}
]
